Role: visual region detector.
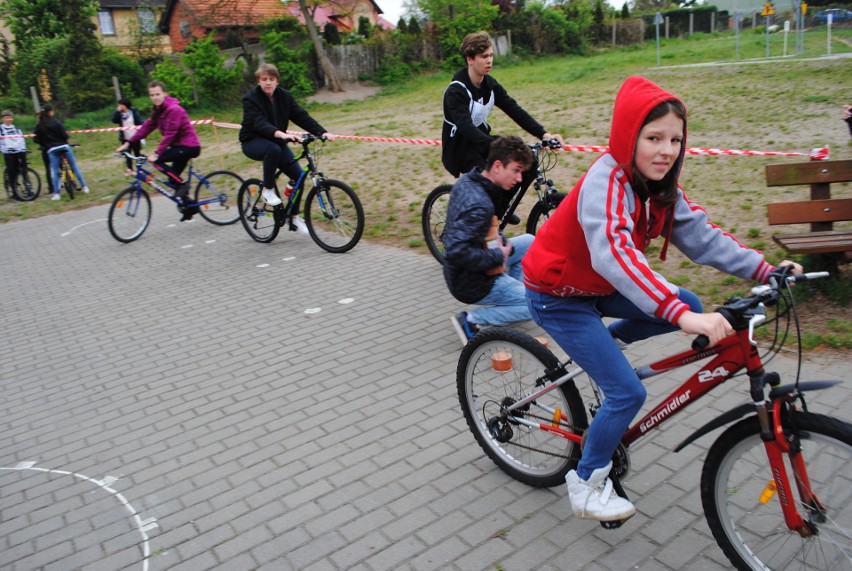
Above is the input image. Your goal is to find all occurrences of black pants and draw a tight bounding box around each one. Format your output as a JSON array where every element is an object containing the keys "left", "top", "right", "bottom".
[
  {"left": 4, "top": 152, "right": 27, "bottom": 187},
  {"left": 241, "top": 138, "right": 304, "bottom": 213},
  {"left": 154, "top": 146, "right": 200, "bottom": 185},
  {"left": 122, "top": 139, "right": 142, "bottom": 170},
  {"left": 40, "top": 149, "right": 53, "bottom": 194}
]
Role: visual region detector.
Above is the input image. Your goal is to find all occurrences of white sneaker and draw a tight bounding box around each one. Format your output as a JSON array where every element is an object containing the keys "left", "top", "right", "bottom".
[
  {"left": 291, "top": 216, "right": 309, "bottom": 235},
  {"left": 50, "top": 193, "right": 61, "bottom": 201},
  {"left": 262, "top": 188, "right": 282, "bottom": 206},
  {"left": 81, "top": 186, "right": 90, "bottom": 194},
  {"left": 565, "top": 462, "right": 636, "bottom": 522}
]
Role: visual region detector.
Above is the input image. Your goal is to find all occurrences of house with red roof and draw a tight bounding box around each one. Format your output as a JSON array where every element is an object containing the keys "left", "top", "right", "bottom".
[{"left": 159, "top": 0, "right": 393, "bottom": 52}]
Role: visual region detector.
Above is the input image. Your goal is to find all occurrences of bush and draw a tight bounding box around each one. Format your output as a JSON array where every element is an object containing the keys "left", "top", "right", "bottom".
[
  {"left": 150, "top": 58, "right": 195, "bottom": 107},
  {"left": 102, "top": 48, "right": 146, "bottom": 101},
  {"left": 183, "top": 35, "right": 244, "bottom": 106}
]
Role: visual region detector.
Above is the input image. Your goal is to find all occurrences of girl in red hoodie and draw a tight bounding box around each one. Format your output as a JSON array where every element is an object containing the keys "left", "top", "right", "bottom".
[{"left": 523, "top": 76, "right": 800, "bottom": 522}]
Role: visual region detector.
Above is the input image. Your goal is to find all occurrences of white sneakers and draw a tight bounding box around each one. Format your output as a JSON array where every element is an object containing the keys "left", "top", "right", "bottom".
[
  {"left": 81, "top": 186, "right": 90, "bottom": 194},
  {"left": 262, "top": 188, "right": 282, "bottom": 206},
  {"left": 291, "top": 216, "right": 309, "bottom": 235},
  {"left": 565, "top": 462, "right": 636, "bottom": 522},
  {"left": 50, "top": 193, "right": 61, "bottom": 201}
]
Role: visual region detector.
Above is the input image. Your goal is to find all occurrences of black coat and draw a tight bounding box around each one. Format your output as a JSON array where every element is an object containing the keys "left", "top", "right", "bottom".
[
  {"left": 442, "top": 169, "right": 507, "bottom": 304},
  {"left": 33, "top": 117, "right": 68, "bottom": 151},
  {"left": 441, "top": 68, "right": 545, "bottom": 178},
  {"left": 239, "top": 85, "right": 325, "bottom": 143}
]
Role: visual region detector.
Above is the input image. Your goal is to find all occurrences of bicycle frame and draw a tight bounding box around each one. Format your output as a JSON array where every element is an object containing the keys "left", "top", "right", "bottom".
[
  {"left": 126, "top": 157, "right": 223, "bottom": 209},
  {"left": 500, "top": 325, "right": 830, "bottom": 537},
  {"left": 272, "top": 138, "right": 321, "bottom": 218}
]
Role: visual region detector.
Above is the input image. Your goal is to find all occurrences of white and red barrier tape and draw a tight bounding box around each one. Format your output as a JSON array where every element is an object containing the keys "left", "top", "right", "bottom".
[{"left": 1, "top": 118, "right": 827, "bottom": 159}]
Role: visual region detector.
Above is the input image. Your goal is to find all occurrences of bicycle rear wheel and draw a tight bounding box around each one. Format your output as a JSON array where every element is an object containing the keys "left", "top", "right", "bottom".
[
  {"left": 304, "top": 179, "right": 364, "bottom": 253},
  {"left": 238, "top": 178, "right": 280, "bottom": 243},
  {"left": 108, "top": 186, "right": 151, "bottom": 243},
  {"left": 525, "top": 191, "right": 565, "bottom": 235},
  {"left": 14, "top": 168, "right": 41, "bottom": 201},
  {"left": 195, "top": 170, "right": 242, "bottom": 225},
  {"left": 457, "top": 328, "right": 587, "bottom": 487},
  {"left": 702, "top": 411, "right": 852, "bottom": 570},
  {"left": 421, "top": 184, "right": 452, "bottom": 265},
  {"left": 62, "top": 164, "right": 76, "bottom": 200}
]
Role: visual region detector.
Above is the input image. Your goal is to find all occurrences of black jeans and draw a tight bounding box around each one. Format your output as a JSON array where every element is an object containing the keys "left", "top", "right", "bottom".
[
  {"left": 3, "top": 152, "right": 27, "bottom": 187},
  {"left": 241, "top": 138, "right": 304, "bottom": 213},
  {"left": 155, "top": 146, "right": 201, "bottom": 185}
]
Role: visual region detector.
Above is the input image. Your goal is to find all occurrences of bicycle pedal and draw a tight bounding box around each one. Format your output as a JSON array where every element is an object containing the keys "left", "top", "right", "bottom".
[{"left": 599, "top": 515, "right": 632, "bottom": 530}]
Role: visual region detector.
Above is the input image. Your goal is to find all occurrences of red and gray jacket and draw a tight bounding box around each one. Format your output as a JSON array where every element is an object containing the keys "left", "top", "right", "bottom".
[{"left": 523, "top": 76, "right": 772, "bottom": 325}]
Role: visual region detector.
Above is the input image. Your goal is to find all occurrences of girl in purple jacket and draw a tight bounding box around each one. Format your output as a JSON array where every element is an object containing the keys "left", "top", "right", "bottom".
[{"left": 117, "top": 81, "right": 201, "bottom": 205}]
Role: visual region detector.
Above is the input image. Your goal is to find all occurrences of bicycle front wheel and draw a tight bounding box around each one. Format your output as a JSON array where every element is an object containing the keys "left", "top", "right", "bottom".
[
  {"left": 702, "top": 411, "right": 852, "bottom": 570},
  {"left": 457, "top": 328, "right": 586, "bottom": 487},
  {"left": 195, "top": 170, "right": 242, "bottom": 225},
  {"left": 525, "top": 191, "right": 565, "bottom": 235},
  {"left": 108, "top": 186, "right": 151, "bottom": 243},
  {"left": 238, "top": 178, "right": 280, "bottom": 243},
  {"left": 304, "top": 179, "right": 364, "bottom": 253},
  {"left": 14, "top": 168, "right": 41, "bottom": 201},
  {"left": 421, "top": 184, "right": 452, "bottom": 265}
]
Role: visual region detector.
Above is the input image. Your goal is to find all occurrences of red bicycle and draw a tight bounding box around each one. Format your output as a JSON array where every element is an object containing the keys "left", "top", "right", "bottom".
[{"left": 457, "top": 270, "right": 851, "bottom": 570}]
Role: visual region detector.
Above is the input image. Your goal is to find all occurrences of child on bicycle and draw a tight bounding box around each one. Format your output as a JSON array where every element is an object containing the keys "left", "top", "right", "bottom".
[
  {"left": 239, "top": 63, "right": 335, "bottom": 235},
  {"left": 522, "top": 76, "right": 801, "bottom": 522},
  {"left": 33, "top": 104, "right": 90, "bottom": 201},
  {"left": 0, "top": 110, "right": 29, "bottom": 199},
  {"left": 442, "top": 31, "right": 564, "bottom": 223},
  {"left": 116, "top": 81, "right": 201, "bottom": 218}
]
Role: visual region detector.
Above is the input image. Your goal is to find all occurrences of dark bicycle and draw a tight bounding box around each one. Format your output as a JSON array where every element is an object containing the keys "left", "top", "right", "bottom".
[
  {"left": 421, "top": 139, "right": 565, "bottom": 265},
  {"left": 237, "top": 134, "right": 364, "bottom": 253},
  {"left": 3, "top": 151, "right": 40, "bottom": 201}
]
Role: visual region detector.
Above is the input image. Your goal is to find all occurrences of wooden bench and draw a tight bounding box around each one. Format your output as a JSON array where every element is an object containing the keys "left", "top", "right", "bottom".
[{"left": 765, "top": 159, "right": 852, "bottom": 265}]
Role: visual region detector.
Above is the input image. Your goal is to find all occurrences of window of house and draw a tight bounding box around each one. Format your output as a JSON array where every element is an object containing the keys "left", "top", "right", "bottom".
[
  {"left": 98, "top": 10, "right": 115, "bottom": 36},
  {"left": 180, "top": 20, "right": 191, "bottom": 38},
  {"left": 137, "top": 9, "right": 156, "bottom": 34}
]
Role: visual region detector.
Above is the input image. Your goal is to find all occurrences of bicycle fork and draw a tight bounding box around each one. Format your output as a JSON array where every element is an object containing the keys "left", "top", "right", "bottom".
[{"left": 753, "top": 375, "right": 823, "bottom": 537}]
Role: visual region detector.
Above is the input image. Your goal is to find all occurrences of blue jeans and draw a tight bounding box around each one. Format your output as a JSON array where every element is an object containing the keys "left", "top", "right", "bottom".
[
  {"left": 525, "top": 287, "right": 702, "bottom": 480},
  {"left": 468, "top": 233, "right": 534, "bottom": 326},
  {"left": 47, "top": 145, "right": 87, "bottom": 194}
]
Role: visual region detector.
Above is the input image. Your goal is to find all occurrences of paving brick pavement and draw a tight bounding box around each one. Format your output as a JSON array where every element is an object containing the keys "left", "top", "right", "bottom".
[{"left": 1, "top": 199, "right": 850, "bottom": 570}]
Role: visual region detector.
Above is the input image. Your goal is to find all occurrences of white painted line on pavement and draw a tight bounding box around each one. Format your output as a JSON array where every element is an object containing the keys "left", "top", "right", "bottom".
[
  {"left": 0, "top": 462, "right": 155, "bottom": 571},
  {"left": 181, "top": 244, "right": 193, "bottom": 249},
  {"left": 257, "top": 263, "right": 270, "bottom": 268},
  {"left": 305, "top": 307, "right": 322, "bottom": 314},
  {"left": 60, "top": 218, "right": 108, "bottom": 237},
  {"left": 338, "top": 298, "right": 354, "bottom": 304}
]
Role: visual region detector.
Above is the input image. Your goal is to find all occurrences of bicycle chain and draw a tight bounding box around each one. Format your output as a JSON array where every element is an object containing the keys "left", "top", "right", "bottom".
[{"left": 499, "top": 411, "right": 584, "bottom": 459}]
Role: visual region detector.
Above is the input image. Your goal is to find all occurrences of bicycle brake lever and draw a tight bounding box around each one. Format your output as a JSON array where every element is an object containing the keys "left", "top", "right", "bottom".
[{"left": 748, "top": 306, "right": 767, "bottom": 346}]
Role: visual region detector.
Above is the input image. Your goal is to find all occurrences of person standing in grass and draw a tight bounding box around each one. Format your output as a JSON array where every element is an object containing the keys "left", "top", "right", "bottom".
[
  {"left": 0, "top": 110, "right": 29, "bottom": 200},
  {"left": 33, "top": 104, "right": 90, "bottom": 201},
  {"left": 112, "top": 98, "right": 144, "bottom": 175}
]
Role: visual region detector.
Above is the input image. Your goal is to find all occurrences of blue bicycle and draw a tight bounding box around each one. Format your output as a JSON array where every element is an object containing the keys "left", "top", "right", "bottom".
[{"left": 108, "top": 153, "right": 243, "bottom": 243}]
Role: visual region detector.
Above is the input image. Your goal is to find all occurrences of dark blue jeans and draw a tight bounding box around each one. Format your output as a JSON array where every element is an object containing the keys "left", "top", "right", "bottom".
[
  {"left": 155, "top": 146, "right": 200, "bottom": 185},
  {"left": 526, "top": 288, "right": 702, "bottom": 480}
]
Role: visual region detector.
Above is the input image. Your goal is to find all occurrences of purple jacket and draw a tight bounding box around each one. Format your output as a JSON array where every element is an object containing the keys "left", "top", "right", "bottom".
[{"left": 129, "top": 96, "right": 200, "bottom": 155}]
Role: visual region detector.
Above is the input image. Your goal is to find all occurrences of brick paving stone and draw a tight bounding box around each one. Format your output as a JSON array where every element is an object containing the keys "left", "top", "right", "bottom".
[{"left": 1, "top": 206, "right": 849, "bottom": 570}]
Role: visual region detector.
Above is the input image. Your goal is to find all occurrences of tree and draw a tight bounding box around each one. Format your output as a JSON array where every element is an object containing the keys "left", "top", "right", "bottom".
[
  {"left": 0, "top": 0, "right": 65, "bottom": 53},
  {"left": 58, "top": 0, "right": 112, "bottom": 112},
  {"left": 295, "top": 0, "right": 343, "bottom": 92},
  {"left": 183, "top": 35, "right": 244, "bottom": 105},
  {"left": 621, "top": 3, "right": 630, "bottom": 18},
  {"left": 323, "top": 23, "right": 342, "bottom": 45},
  {"left": 414, "top": 0, "right": 498, "bottom": 66}
]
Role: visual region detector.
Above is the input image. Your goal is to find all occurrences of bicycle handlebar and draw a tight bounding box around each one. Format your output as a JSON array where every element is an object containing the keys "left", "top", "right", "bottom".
[
  {"left": 541, "top": 138, "right": 562, "bottom": 150},
  {"left": 690, "top": 271, "right": 829, "bottom": 352}
]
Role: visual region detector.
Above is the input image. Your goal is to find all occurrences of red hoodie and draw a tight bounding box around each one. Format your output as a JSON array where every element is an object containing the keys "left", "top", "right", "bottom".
[{"left": 523, "top": 76, "right": 772, "bottom": 325}]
